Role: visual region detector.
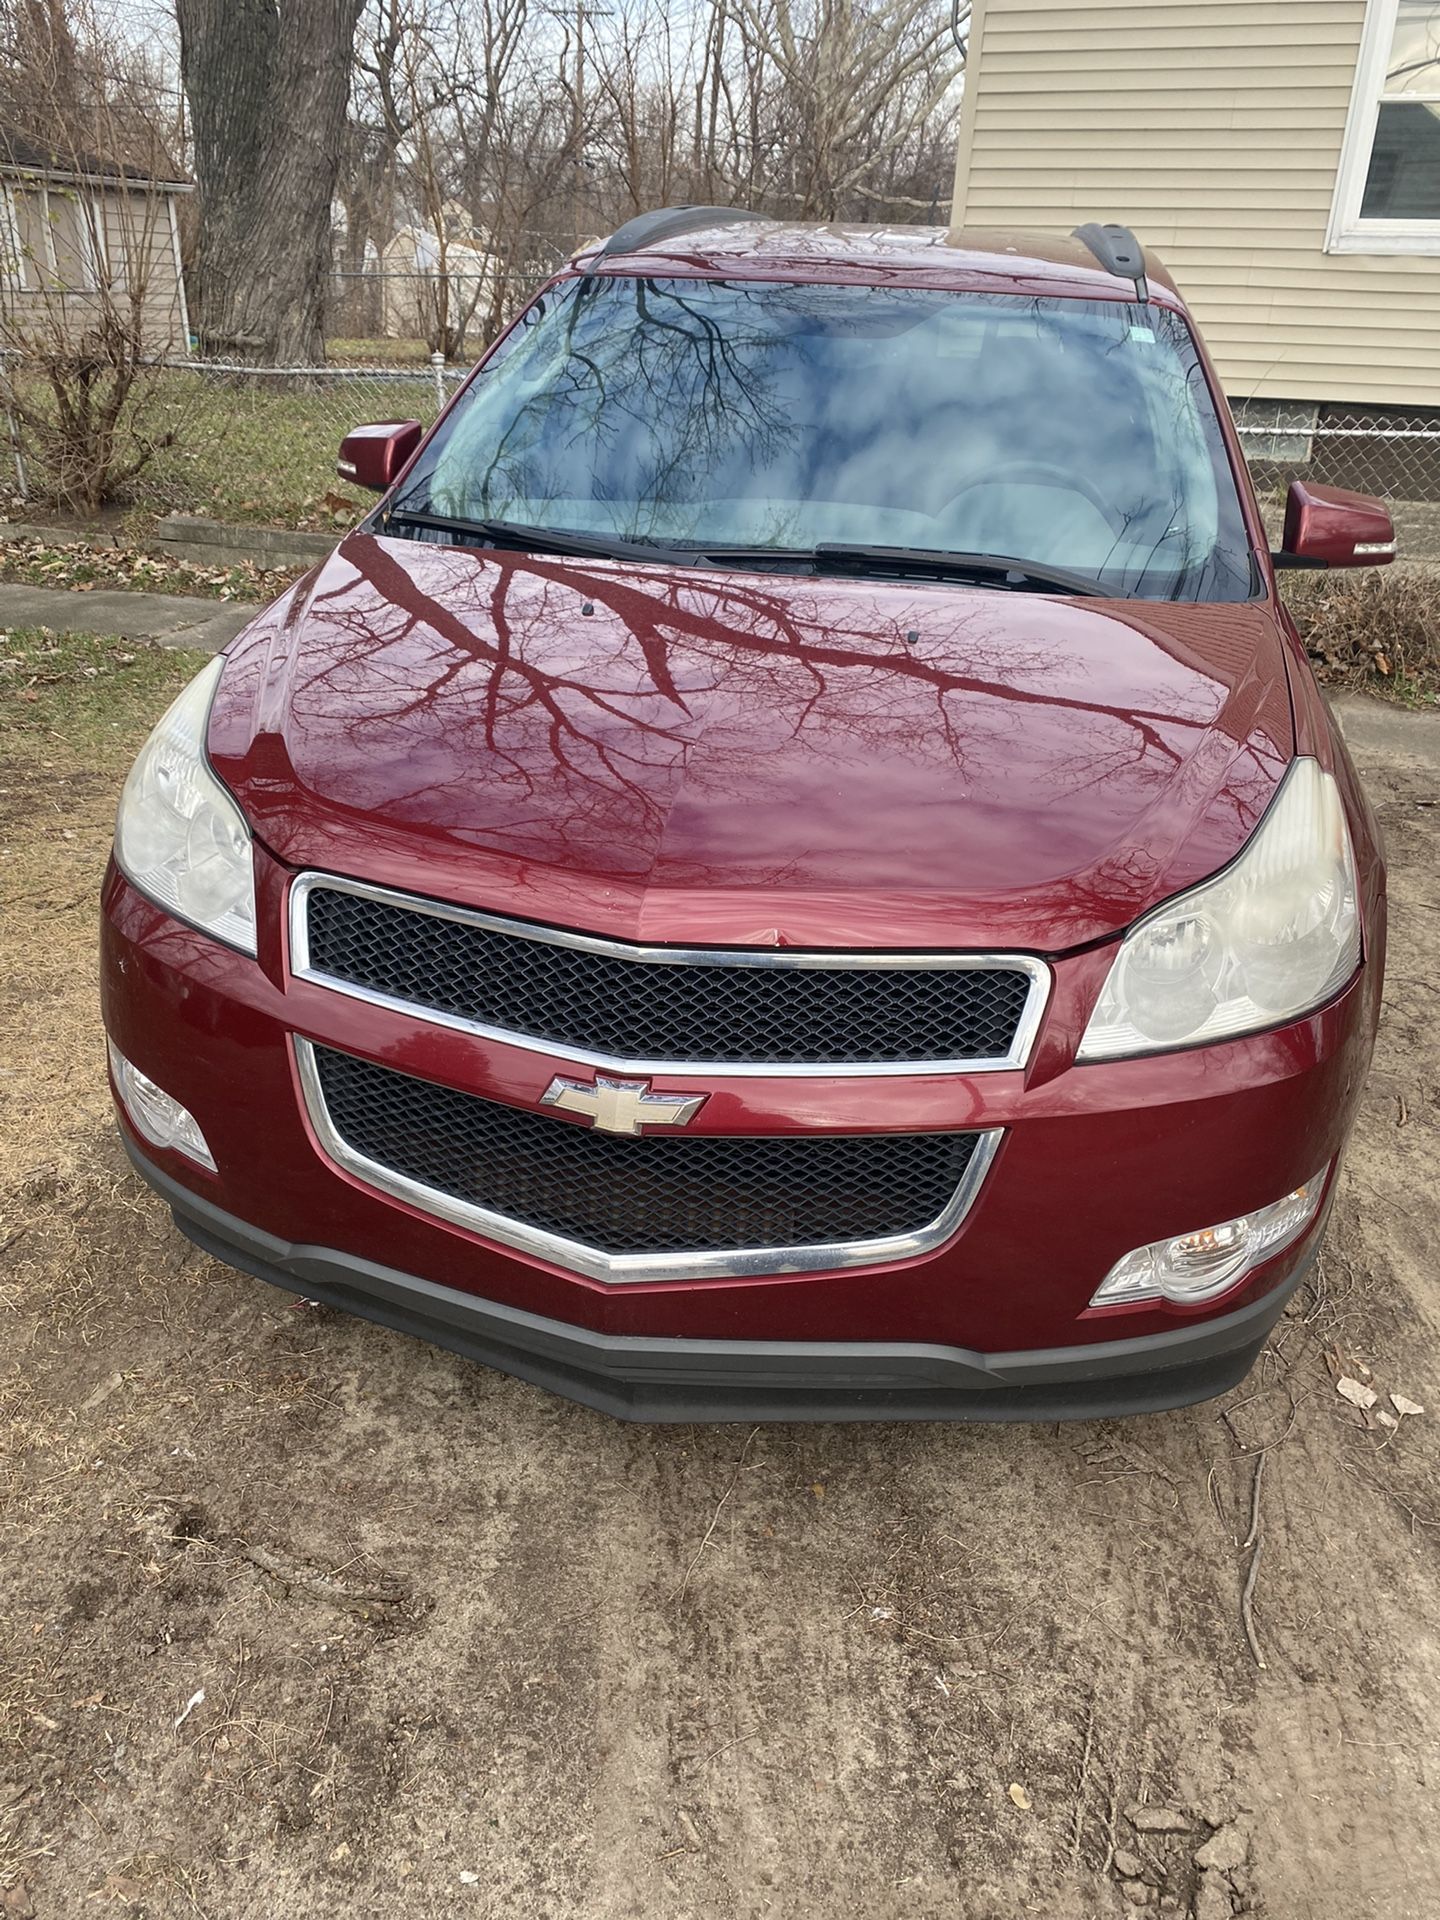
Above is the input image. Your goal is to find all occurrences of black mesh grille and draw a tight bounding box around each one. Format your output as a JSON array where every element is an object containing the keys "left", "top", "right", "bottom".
[
  {"left": 312, "top": 1045, "right": 982, "bottom": 1255},
  {"left": 303, "top": 887, "right": 1034, "bottom": 1066}
]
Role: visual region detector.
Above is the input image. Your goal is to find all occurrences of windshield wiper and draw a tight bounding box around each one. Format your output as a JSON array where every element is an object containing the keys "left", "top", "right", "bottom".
[
  {"left": 807, "top": 544, "right": 1111, "bottom": 597},
  {"left": 382, "top": 514, "right": 1115, "bottom": 597},
  {"left": 383, "top": 508, "right": 694, "bottom": 567}
]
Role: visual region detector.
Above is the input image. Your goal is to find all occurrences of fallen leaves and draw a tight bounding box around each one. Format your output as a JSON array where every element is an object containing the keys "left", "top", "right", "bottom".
[
  {"left": 1285, "top": 565, "right": 1440, "bottom": 702},
  {"left": 0, "top": 533, "right": 300, "bottom": 604},
  {"left": 1367, "top": 1389, "right": 1426, "bottom": 1436},
  {"left": 1327, "top": 1346, "right": 1426, "bottom": 1430},
  {"left": 1337, "top": 1376, "right": 1379, "bottom": 1411}
]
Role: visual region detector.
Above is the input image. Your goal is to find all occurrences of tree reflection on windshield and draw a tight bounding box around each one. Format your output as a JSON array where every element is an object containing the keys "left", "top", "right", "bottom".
[{"left": 391, "top": 276, "right": 1255, "bottom": 603}]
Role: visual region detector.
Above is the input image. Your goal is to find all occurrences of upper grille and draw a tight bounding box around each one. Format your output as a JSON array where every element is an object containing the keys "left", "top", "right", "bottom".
[
  {"left": 298, "top": 881, "right": 1040, "bottom": 1070},
  {"left": 307, "top": 1042, "right": 985, "bottom": 1264}
]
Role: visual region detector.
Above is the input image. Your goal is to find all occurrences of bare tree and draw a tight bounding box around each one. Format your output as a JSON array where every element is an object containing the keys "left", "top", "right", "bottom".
[
  {"left": 392, "top": 4, "right": 489, "bottom": 356},
  {"left": 576, "top": 0, "right": 962, "bottom": 229},
  {"left": 177, "top": 0, "right": 365, "bottom": 362},
  {"left": 443, "top": 0, "right": 579, "bottom": 342},
  {"left": 337, "top": 0, "right": 432, "bottom": 331},
  {"left": 730, "top": 0, "right": 961, "bottom": 217},
  {"left": 325, "top": 0, "right": 963, "bottom": 356}
]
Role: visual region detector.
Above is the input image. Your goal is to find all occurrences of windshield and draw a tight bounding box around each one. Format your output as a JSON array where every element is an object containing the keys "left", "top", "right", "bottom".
[{"left": 389, "top": 275, "right": 1255, "bottom": 602}]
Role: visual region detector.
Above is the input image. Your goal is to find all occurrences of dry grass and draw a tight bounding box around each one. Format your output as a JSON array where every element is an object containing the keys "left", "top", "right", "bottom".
[
  {"left": 0, "top": 631, "right": 375, "bottom": 1908},
  {"left": 1282, "top": 564, "right": 1440, "bottom": 705},
  {"left": 1, "top": 633, "right": 209, "bottom": 1222}
]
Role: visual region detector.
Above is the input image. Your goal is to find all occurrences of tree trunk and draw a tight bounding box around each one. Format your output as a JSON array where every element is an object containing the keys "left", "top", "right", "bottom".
[{"left": 177, "top": 0, "right": 363, "bottom": 363}]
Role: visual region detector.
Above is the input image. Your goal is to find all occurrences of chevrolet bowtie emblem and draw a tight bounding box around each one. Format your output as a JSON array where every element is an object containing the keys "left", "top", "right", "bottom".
[{"left": 540, "top": 1073, "right": 708, "bottom": 1135}]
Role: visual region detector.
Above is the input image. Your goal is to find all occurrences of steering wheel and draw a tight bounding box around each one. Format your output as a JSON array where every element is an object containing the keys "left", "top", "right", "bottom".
[{"left": 940, "top": 460, "right": 1130, "bottom": 536}]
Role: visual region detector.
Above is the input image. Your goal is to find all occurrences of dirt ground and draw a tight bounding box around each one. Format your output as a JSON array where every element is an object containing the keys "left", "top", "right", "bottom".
[{"left": 2, "top": 642, "right": 1439, "bottom": 1920}]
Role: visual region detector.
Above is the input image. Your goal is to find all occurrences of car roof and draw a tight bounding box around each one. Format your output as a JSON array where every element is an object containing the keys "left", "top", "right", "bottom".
[{"left": 571, "top": 219, "right": 1185, "bottom": 309}]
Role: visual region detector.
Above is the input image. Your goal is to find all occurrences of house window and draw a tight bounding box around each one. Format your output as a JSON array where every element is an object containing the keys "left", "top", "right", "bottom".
[
  {"left": 46, "top": 188, "right": 105, "bottom": 291},
  {"left": 3, "top": 186, "right": 48, "bottom": 290},
  {"left": 1329, "top": 0, "right": 1440, "bottom": 252}
]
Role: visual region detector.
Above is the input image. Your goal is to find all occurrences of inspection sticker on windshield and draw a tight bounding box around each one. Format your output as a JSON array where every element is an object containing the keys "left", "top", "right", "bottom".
[{"left": 1128, "top": 324, "right": 1156, "bottom": 343}]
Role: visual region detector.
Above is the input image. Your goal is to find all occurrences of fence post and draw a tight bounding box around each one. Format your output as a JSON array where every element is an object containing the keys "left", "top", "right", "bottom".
[{"left": 431, "top": 350, "right": 446, "bottom": 415}]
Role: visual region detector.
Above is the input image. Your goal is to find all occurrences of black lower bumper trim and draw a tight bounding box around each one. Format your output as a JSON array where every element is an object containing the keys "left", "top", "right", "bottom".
[{"left": 124, "top": 1137, "right": 1311, "bottom": 1424}]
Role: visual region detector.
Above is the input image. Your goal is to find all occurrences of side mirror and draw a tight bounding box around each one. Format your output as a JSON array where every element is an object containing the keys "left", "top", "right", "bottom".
[
  {"left": 1274, "top": 479, "right": 1396, "bottom": 570},
  {"left": 337, "top": 420, "right": 424, "bottom": 493}
]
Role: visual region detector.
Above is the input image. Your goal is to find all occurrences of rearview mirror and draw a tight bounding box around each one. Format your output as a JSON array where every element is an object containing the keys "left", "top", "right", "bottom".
[
  {"left": 1274, "top": 480, "right": 1396, "bottom": 570},
  {"left": 337, "top": 420, "right": 424, "bottom": 493}
]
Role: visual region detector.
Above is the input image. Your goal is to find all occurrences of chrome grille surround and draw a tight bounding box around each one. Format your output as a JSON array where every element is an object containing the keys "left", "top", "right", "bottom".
[
  {"left": 288, "top": 872, "right": 1051, "bottom": 1078},
  {"left": 293, "top": 1038, "right": 1003, "bottom": 1286}
]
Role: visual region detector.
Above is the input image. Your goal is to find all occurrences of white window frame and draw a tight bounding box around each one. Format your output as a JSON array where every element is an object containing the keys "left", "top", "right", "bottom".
[
  {"left": 0, "top": 183, "right": 24, "bottom": 291},
  {"left": 75, "top": 187, "right": 108, "bottom": 291},
  {"left": 36, "top": 185, "right": 58, "bottom": 278},
  {"left": 42, "top": 184, "right": 107, "bottom": 291},
  {"left": 1327, "top": 0, "right": 1440, "bottom": 254}
]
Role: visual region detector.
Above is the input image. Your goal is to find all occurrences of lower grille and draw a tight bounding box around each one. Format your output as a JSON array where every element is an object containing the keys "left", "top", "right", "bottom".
[{"left": 302, "top": 1042, "right": 991, "bottom": 1281}]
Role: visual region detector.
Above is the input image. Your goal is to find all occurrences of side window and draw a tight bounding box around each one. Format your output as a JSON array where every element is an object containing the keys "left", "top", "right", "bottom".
[
  {"left": 6, "top": 187, "right": 48, "bottom": 291},
  {"left": 47, "top": 188, "right": 104, "bottom": 291},
  {"left": 1329, "top": 0, "right": 1440, "bottom": 252}
]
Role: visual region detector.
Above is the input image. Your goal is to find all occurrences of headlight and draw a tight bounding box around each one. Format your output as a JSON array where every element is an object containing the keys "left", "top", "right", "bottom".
[
  {"left": 1078, "top": 758, "right": 1359, "bottom": 1060},
  {"left": 114, "top": 656, "right": 256, "bottom": 953}
]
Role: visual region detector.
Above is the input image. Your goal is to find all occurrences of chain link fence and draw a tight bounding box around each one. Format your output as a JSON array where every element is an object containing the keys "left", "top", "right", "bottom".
[
  {"left": 1232, "top": 402, "right": 1440, "bottom": 564},
  {"left": 166, "top": 353, "right": 470, "bottom": 415},
  {"left": 3, "top": 346, "right": 1439, "bottom": 560},
  {"left": 137, "top": 356, "right": 475, "bottom": 524},
  {"left": 0, "top": 353, "right": 472, "bottom": 525}
]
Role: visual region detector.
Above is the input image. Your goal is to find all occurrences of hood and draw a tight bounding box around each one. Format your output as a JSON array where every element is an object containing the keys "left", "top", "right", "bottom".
[{"left": 208, "top": 531, "right": 1294, "bottom": 951}]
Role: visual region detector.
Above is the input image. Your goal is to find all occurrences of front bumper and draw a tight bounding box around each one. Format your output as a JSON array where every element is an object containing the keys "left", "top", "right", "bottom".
[
  {"left": 101, "top": 851, "right": 1380, "bottom": 1418},
  {"left": 127, "top": 1134, "right": 1318, "bottom": 1422}
]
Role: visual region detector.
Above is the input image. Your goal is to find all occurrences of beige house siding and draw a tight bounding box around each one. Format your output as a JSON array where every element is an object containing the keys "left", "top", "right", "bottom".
[
  {"left": 0, "top": 179, "right": 188, "bottom": 353},
  {"left": 950, "top": 0, "right": 1440, "bottom": 406}
]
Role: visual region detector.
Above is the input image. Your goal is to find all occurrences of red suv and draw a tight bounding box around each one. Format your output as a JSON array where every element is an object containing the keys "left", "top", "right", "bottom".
[{"left": 100, "top": 212, "right": 1391, "bottom": 1421}]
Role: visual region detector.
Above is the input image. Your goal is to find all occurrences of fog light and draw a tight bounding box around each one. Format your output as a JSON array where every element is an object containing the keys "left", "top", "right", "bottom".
[
  {"left": 1090, "top": 1169, "right": 1329, "bottom": 1307},
  {"left": 107, "top": 1041, "right": 216, "bottom": 1170}
]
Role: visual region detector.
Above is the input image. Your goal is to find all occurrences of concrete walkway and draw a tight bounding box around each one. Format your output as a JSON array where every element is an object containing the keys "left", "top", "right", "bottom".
[
  {"left": 0, "top": 582, "right": 256, "bottom": 653},
  {"left": 1333, "top": 691, "right": 1440, "bottom": 772}
]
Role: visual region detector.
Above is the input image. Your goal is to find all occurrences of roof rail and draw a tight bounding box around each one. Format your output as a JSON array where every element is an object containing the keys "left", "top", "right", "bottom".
[
  {"left": 593, "top": 205, "right": 768, "bottom": 261},
  {"left": 1071, "top": 222, "right": 1148, "bottom": 302}
]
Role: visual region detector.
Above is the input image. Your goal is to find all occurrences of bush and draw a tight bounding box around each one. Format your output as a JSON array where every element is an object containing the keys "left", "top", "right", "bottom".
[
  {"left": 1282, "top": 566, "right": 1440, "bottom": 701},
  {"left": 0, "top": 313, "right": 183, "bottom": 514}
]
